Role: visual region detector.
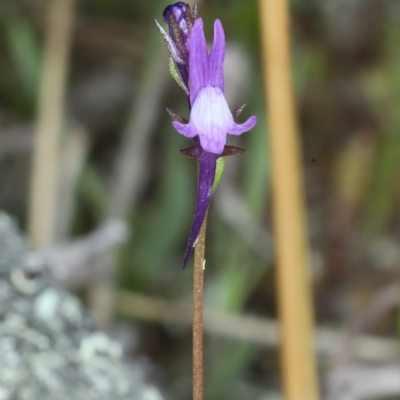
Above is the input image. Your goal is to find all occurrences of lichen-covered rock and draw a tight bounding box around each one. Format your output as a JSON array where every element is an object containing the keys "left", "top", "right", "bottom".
[{"left": 0, "top": 213, "right": 162, "bottom": 400}]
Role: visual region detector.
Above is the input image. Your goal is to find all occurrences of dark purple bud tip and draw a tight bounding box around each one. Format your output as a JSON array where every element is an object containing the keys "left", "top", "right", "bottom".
[
  {"left": 163, "top": 2, "right": 188, "bottom": 25},
  {"left": 163, "top": 2, "right": 191, "bottom": 58}
]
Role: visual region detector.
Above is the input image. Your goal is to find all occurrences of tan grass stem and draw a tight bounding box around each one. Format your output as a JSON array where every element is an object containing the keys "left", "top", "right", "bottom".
[
  {"left": 29, "top": 0, "right": 76, "bottom": 248},
  {"left": 258, "top": 0, "right": 320, "bottom": 398}
]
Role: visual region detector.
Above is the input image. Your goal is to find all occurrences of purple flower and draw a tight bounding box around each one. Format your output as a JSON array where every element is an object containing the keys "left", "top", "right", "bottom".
[
  {"left": 172, "top": 18, "right": 257, "bottom": 155},
  {"left": 161, "top": 10, "right": 257, "bottom": 269}
]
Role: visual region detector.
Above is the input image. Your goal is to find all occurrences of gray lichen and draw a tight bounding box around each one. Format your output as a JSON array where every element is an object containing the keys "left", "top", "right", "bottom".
[{"left": 0, "top": 212, "right": 163, "bottom": 400}]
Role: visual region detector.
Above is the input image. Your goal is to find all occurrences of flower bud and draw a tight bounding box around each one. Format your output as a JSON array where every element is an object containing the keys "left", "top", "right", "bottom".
[{"left": 163, "top": 2, "right": 193, "bottom": 62}]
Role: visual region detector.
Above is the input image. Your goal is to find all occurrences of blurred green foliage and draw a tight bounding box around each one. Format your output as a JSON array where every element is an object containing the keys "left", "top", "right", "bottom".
[
  {"left": 361, "top": 14, "right": 400, "bottom": 235},
  {"left": 4, "top": 14, "right": 40, "bottom": 102},
  {"left": 0, "top": 7, "right": 40, "bottom": 114}
]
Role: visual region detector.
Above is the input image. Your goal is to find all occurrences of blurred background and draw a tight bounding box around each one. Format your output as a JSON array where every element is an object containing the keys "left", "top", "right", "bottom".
[{"left": 1, "top": 0, "right": 400, "bottom": 399}]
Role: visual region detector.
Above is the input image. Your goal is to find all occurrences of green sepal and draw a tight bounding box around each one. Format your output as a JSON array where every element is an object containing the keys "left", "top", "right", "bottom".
[
  {"left": 212, "top": 157, "right": 226, "bottom": 194},
  {"left": 168, "top": 56, "right": 189, "bottom": 95}
]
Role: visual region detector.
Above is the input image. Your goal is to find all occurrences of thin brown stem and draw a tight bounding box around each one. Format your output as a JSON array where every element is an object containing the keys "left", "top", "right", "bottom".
[{"left": 193, "top": 207, "right": 208, "bottom": 400}]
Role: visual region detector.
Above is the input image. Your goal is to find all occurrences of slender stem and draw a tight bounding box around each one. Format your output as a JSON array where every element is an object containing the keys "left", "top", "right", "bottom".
[
  {"left": 193, "top": 207, "right": 208, "bottom": 400},
  {"left": 259, "top": 0, "right": 320, "bottom": 399}
]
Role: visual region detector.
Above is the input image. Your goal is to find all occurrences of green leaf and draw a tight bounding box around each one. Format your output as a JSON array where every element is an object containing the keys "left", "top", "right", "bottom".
[{"left": 212, "top": 156, "right": 226, "bottom": 194}]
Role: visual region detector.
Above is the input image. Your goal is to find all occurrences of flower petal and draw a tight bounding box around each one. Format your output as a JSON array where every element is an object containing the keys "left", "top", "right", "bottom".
[
  {"left": 198, "top": 134, "right": 225, "bottom": 154},
  {"left": 172, "top": 120, "right": 198, "bottom": 138},
  {"left": 190, "top": 86, "right": 233, "bottom": 154},
  {"left": 209, "top": 19, "right": 225, "bottom": 92},
  {"left": 182, "top": 151, "right": 217, "bottom": 269},
  {"left": 189, "top": 18, "right": 209, "bottom": 105},
  {"left": 228, "top": 115, "right": 258, "bottom": 135}
]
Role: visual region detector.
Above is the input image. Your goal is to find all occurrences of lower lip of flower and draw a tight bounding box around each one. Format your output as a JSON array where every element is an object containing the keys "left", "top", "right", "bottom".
[{"left": 190, "top": 86, "right": 234, "bottom": 154}]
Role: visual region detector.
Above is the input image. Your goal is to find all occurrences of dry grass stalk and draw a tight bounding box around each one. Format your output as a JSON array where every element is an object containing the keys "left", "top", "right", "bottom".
[
  {"left": 258, "top": 0, "right": 320, "bottom": 398},
  {"left": 29, "top": 0, "right": 76, "bottom": 248}
]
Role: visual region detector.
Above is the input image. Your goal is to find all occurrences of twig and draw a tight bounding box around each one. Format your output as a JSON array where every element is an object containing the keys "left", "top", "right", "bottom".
[
  {"left": 259, "top": 1, "right": 320, "bottom": 399},
  {"left": 115, "top": 291, "right": 400, "bottom": 363},
  {"left": 29, "top": 0, "right": 76, "bottom": 248},
  {"left": 193, "top": 208, "right": 208, "bottom": 400}
]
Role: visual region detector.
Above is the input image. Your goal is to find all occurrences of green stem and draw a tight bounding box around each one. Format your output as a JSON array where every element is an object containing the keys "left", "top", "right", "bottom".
[{"left": 193, "top": 207, "right": 208, "bottom": 400}]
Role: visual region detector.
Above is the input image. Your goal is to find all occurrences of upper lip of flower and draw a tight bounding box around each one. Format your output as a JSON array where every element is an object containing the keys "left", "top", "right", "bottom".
[{"left": 171, "top": 18, "right": 257, "bottom": 155}]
